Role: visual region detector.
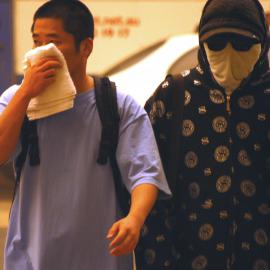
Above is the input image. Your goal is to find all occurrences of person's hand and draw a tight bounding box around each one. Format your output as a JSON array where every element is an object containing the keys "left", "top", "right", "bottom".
[
  {"left": 107, "top": 214, "right": 143, "bottom": 256},
  {"left": 21, "top": 57, "right": 62, "bottom": 99}
]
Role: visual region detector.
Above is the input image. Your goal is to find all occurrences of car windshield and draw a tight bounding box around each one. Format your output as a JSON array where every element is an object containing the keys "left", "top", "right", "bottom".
[{"left": 104, "top": 39, "right": 166, "bottom": 76}]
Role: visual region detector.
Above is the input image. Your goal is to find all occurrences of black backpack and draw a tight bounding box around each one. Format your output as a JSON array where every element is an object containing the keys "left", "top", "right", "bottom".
[{"left": 13, "top": 76, "right": 130, "bottom": 216}]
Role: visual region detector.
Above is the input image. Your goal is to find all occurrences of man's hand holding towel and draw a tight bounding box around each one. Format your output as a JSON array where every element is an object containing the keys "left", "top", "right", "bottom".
[{"left": 24, "top": 43, "right": 76, "bottom": 120}]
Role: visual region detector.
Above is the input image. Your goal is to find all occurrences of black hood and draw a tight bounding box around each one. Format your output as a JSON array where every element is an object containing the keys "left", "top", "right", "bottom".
[{"left": 197, "top": 0, "right": 270, "bottom": 88}]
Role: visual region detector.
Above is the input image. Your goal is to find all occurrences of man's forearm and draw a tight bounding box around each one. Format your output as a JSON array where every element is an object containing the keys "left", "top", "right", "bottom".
[
  {"left": 128, "top": 183, "right": 158, "bottom": 226},
  {"left": 0, "top": 86, "right": 31, "bottom": 165}
]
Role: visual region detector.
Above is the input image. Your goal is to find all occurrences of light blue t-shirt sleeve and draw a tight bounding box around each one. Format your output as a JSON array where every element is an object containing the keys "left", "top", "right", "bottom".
[
  {"left": 116, "top": 90, "right": 171, "bottom": 197},
  {"left": 0, "top": 85, "right": 22, "bottom": 162},
  {"left": 0, "top": 84, "right": 20, "bottom": 113}
]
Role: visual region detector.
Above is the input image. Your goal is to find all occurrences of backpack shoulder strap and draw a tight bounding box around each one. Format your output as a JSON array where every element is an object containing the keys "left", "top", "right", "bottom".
[
  {"left": 93, "top": 76, "right": 119, "bottom": 164},
  {"left": 14, "top": 117, "right": 30, "bottom": 181},
  {"left": 11, "top": 117, "right": 40, "bottom": 214},
  {"left": 93, "top": 76, "right": 130, "bottom": 215},
  {"left": 14, "top": 117, "right": 40, "bottom": 182}
]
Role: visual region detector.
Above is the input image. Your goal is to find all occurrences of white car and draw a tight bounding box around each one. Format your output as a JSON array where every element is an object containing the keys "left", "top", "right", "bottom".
[{"left": 105, "top": 34, "right": 199, "bottom": 106}]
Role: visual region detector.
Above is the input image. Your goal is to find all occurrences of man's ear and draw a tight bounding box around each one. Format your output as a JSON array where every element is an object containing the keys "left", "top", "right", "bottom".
[{"left": 80, "top": 38, "right": 93, "bottom": 58}]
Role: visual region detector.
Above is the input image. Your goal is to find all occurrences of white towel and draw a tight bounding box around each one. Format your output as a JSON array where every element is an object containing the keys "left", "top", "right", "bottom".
[{"left": 24, "top": 43, "right": 76, "bottom": 120}]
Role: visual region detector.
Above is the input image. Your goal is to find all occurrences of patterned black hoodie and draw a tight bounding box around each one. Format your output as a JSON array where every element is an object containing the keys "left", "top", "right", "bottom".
[{"left": 136, "top": 0, "right": 270, "bottom": 270}]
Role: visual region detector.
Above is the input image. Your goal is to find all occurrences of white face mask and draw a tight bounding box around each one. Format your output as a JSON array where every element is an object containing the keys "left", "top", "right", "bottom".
[{"left": 204, "top": 42, "right": 261, "bottom": 95}]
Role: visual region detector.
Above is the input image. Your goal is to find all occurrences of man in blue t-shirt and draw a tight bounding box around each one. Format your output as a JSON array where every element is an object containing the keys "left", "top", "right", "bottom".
[{"left": 0, "top": 1, "right": 170, "bottom": 270}]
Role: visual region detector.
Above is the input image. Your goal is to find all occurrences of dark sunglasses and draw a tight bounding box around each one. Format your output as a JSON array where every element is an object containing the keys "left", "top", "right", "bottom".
[{"left": 205, "top": 33, "right": 260, "bottom": 52}]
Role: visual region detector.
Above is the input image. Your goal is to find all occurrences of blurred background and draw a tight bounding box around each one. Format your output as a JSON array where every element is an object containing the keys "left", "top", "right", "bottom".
[{"left": 1, "top": 1, "right": 270, "bottom": 269}]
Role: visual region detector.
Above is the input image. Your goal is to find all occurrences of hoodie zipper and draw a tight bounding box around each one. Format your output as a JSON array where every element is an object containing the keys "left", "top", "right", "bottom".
[
  {"left": 226, "top": 94, "right": 232, "bottom": 115},
  {"left": 225, "top": 91, "right": 238, "bottom": 270}
]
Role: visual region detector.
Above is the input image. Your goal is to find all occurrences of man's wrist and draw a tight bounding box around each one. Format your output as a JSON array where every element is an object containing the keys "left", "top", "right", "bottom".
[
  {"left": 127, "top": 211, "right": 146, "bottom": 227},
  {"left": 17, "top": 85, "right": 33, "bottom": 103}
]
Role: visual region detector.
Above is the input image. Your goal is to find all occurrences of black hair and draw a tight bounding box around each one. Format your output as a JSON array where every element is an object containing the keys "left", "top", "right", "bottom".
[{"left": 31, "top": 0, "right": 94, "bottom": 49}]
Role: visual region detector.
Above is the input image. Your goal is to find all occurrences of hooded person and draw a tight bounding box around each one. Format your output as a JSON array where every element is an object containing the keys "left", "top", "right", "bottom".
[
  {"left": 0, "top": 1, "right": 172, "bottom": 270},
  {"left": 135, "top": 0, "right": 270, "bottom": 269}
]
